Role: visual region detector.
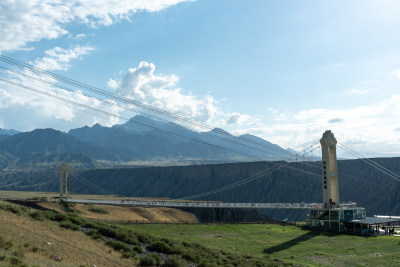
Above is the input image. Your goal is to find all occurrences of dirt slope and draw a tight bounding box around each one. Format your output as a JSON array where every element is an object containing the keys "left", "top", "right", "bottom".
[
  {"left": 38, "top": 202, "right": 198, "bottom": 223},
  {"left": 0, "top": 200, "right": 133, "bottom": 267}
]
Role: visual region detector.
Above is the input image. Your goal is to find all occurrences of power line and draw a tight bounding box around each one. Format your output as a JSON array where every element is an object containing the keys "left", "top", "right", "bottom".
[
  {"left": 0, "top": 77, "right": 271, "bottom": 161},
  {"left": 337, "top": 143, "right": 400, "bottom": 183},
  {"left": 69, "top": 169, "right": 124, "bottom": 197},
  {"left": 0, "top": 55, "right": 297, "bottom": 159},
  {"left": 179, "top": 143, "right": 320, "bottom": 199}
]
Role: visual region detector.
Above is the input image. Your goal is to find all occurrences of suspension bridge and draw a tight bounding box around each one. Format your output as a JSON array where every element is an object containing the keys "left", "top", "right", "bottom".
[
  {"left": 1, "top": 55, "right": 399, "bottom": 232},
  {"left": 59, "top": 130, "right": 356, "bottom": 211}
]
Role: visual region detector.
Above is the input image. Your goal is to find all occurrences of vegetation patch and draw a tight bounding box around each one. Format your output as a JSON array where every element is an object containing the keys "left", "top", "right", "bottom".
[
  {"left": 88, "top": 205, "right": 109, "bottom": 214},
  {"left": 0, "top": 237, "right": 13, "bottom": 250},
  {"left": 59, "top": 220, "right": 80, "bottom": 231},
  {"left": 139, "top": 253, "right": 161, "bottom": 266}
]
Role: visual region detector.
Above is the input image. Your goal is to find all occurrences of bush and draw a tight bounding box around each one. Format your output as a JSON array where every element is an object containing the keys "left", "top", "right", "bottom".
[
  {"left": 133, "top": 245, "right": 143, "bottom": 253},
  {"left": 59, "top": 221, "right": 80, "bottom": 231},
  {"left": 148, "top": 241, "right": 172, "bottom": 253},
  {"left": 5, "top": 205, "right": 27, "bottom": 216},
  {"left": 0, "top": 237, "right": 13, "bottom": 250},
  {"left": 11, "top": 250, "right": 24, "bottom": 258},
  {"left": 134, "top": 231, "right": 153, "bottom": 243},
  {"left": 139, "top": 253, "right": 161, "bottom": 266},
  {"left": 50, "top": 213, "right": 67, "bottom": 222},
  {"left": 163, "top": 254, "right": 186, "bottom": 267},
  {"left": 9, "top": 256, "right": 22, "bottom": 265},
  {"left": 105, "top": 240, "right": 131, "bottom": 252},
  {"left": 98, "top": 226, "right": 117, "bottom": 238},
  {"left": 88, "top": 206, "right": 109, "bottom": 214},
  {"left": 85, "top": 230, "right": 103, "bottom": 240},
  {"left": 29, "top": 211, "right": 48, "bottom": 221},
  {"left": 66, "top": 215, "right": 84, "bottom": 226},
  {"left": 122, "top": 251, "right": 137, "bottom": 258},
  {"left": 82, "top": 221, "right": 102, "bottom": 229}
]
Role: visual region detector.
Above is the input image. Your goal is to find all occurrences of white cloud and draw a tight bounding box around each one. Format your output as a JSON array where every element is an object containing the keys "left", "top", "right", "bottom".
[
  {"left": 346, "top": 88, "right": 373, "bottom": 96},
  {"left": 391, "top": 69, "right": 400, "bottom": 79},
  {"left": 0, "top": 0, "right": 192, "bottom": 52},
  {"left": 33, "top": 45, "right": 95, "bottom": 71},
  {"left": 238, "top": 94, "right": 400, "bottom": 157},
  {"left": 109, "top": 61, "right": 219, "bottom": 123},
  {"left": 0, "top": 64, "right": 123, "bottom": 131}
]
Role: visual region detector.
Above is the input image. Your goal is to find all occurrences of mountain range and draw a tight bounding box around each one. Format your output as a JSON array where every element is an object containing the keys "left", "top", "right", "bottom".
[{"left": 0, "top": 115, "right": 293, "bottom": 170}]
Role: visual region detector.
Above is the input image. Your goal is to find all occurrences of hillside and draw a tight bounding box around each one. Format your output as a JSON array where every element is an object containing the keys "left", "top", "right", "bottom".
[
  {"left": 0, "top": 199, "right": 284, "bottom": 266},
  {"left": 1, "top": 199, "right": 399, "bottom": 267},
  {"left": 0, "top": 200, "right": 133, "bottom": 267},
  {"left": 2, "top": 158, "right": 400, "bottom": 221}
]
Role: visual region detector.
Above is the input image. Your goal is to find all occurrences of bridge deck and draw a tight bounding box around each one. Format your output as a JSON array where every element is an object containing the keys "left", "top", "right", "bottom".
[{"left": 64, "top": 198, "right": 357, "bottom": 210}]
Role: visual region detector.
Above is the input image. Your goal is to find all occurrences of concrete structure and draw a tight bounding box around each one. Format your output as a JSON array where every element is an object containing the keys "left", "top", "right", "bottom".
[
  {"left": 59, "top": 162, "right": 70, "bottom": 199},
  {"left": 306, "top": 130, "right": 373, "bottom": 233},
  {"left": 320, "top": 130, "right": 339, "bottom": 208}
]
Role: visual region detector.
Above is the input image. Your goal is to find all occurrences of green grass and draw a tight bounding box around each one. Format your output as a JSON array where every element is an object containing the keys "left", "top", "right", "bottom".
[{"left": 121, "top": 223, "right": 400, "bottom": 266}]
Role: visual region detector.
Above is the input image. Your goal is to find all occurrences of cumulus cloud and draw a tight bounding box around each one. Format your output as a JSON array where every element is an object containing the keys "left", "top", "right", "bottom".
[
  {"left": 109, "top": 61, "right": 219, "bottom": 123},
  {"left": 0, "top": 0, "right": 191, "bottom": 52},
  {"left": 33, "top": 45, "right": 95, "bottom": 71},
  {"left": 0, "top": 61, "right": 123, "bottom": 131},
  {"left": 237, "top": 94, "right": 400, "bottom": 157}
]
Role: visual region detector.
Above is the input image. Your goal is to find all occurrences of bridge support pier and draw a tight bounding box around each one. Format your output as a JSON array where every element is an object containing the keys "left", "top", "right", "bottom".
[
  {"left": 320, "top": 130, "right": 339, "bottom": 208},
  {"left": 59, "top": 162, "right": 70, "bottom": 200}
]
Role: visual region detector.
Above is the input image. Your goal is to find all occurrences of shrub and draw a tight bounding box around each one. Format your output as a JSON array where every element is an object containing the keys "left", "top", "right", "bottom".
[
  {"left": 148, "top": 241, "right": 172, "bottom": 253},
  {"left": 9, "top": 256, "right": 22, "bottom": 265},
  {"left": 163, "top": 254, "right": 186, "bottom": 267},
  {"left": 85, "top": 230, "right": 103, "bottom": 240},
  {"left": 88, "top": 206, "right": 109, "bottom": 214},
  {"left": 11, "top": 250, "right": 24, "bottom": 258},
  {"left": 29, "top": 211, "right": 47, "bottom": 221},
  {"left": 0, "top": 237, "right": 13, "bottom": 250},
  {"left": 82, "top": 221, "right": 102, "bottom": 229},
  {"left": 50, "top": 213, "right": 67, "bottom": 222},
  {"left": 134, "top": 231, "right": 153, "bottom": 243},
  {"left": 98, "top": 226, "right": 117, "bottom": 238},
  {"left": 105, "top": 240, "right": 131, "bottom": 252},
  {"left": 0, "top": 255, "right": 6, "bottom": 261},
  {"left": 5, "top": 205, "right": 27, "bottom": 216},
  {"left": 139, "top": 253, "right": 161, "bottom": 266},
  {"left": 66, "top": 215, "right": 84, "bottom": 226},
  {"left": 133, "top": 245, "right": 143, "bottom": 254},
  {"left": 122, "top": 251, "right": 137, "bottom": 258},
  {"left": 59, "top": 221, "right": 80, "bottom": 231}
]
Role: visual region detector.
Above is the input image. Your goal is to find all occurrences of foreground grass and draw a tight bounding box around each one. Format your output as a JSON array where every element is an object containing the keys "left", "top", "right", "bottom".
[
  {"left": 122, "top": 223, "right": 400, "bottom": 266},
  {"left": 0, "top": 200, "right": 288, "bottom": 266}
]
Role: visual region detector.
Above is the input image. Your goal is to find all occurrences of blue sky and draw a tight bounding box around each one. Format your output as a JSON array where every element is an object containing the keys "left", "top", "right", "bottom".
[{"left": 1, "top": 0, "right": 400, "bottom": 157}]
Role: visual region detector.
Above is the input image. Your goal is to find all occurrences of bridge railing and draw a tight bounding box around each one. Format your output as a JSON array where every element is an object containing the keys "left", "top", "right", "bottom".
[{"left": 63, "top": 198, "right": 336, "bottom": 209}]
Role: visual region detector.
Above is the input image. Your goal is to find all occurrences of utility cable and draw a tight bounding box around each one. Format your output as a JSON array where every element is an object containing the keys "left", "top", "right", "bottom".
[{"left": 0, "top": 55, "right": 297, "bottom": 158}]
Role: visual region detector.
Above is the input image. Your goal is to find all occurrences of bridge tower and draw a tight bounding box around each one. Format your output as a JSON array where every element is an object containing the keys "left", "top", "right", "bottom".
[
  {"left": 320, "top": 130, "right": 339, "bottom": 208},
  {"left": 59, "top": 162, "right": 70, "bottom": 200}
]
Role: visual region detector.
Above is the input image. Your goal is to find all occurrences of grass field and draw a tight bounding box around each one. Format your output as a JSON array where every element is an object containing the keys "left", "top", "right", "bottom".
[
  {"left": 2, "top": 191, "right": 400, "bottom": 266},
  {"left": 122, "top": 223, "right": 400, "bottom": 266}
]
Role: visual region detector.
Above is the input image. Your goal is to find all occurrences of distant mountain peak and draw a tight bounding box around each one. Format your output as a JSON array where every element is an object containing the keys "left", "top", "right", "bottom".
[
  {"left": 0, "top": 128, "right": 20, "bottom": 136},
  {"left": 208, "top": 128, "right": 233, "bottom": 137}
]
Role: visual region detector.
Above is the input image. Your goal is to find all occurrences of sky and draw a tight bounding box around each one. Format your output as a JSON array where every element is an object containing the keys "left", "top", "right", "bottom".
[{"left": 0, "top": 0, "right": 400, "bottom": 158}]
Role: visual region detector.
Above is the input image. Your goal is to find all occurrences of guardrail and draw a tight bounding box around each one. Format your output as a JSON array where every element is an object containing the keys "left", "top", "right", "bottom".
[{"left": 64, "top": 198, "right": 329, "bottom": 209}]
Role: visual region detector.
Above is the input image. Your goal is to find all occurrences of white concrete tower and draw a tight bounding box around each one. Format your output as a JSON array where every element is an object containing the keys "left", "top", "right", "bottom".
[
  {"left": 59, "top": 162, "right": 70, "bottom": 200},
  {"left": 320, "top": 130, "right": 339, "bottom": 208}
]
